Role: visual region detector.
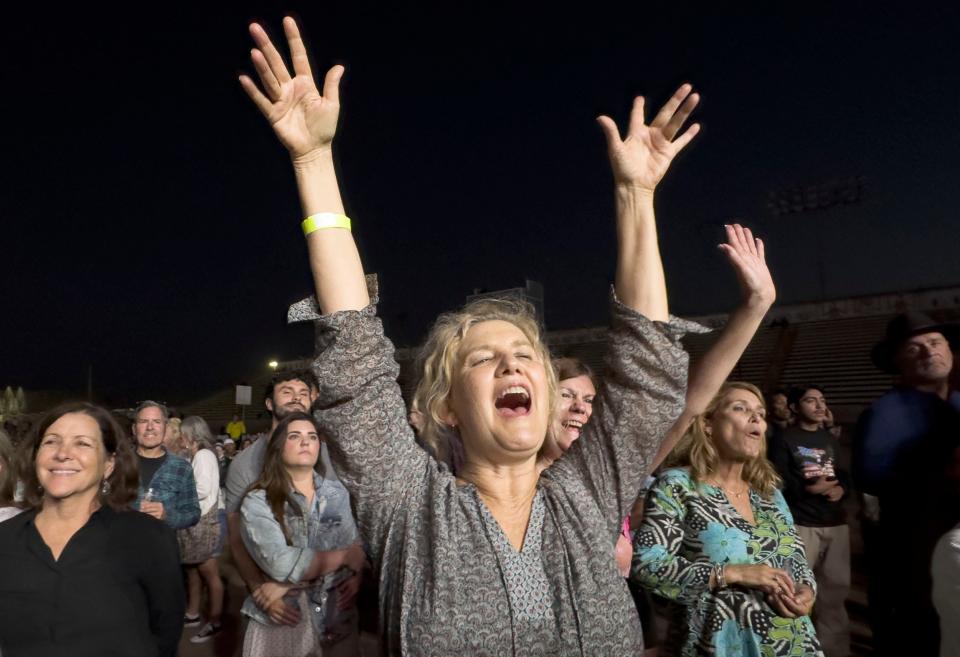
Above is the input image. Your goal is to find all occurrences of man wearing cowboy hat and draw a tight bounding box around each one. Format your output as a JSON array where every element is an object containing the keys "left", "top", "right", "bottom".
[{"left": 854, "top": 312, "right": 960, "bottom": 657}]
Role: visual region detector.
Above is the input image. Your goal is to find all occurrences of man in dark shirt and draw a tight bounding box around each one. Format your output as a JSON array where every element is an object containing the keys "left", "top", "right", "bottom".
[
  {"left": 769, "top": 384, "right": 850, "bottom": 657},
  {"left": 131, "top": 400, "right": 200, "bottom": 529},
  {"left": 765, "top": 387, "right": 792, "bottom": 438},
  {"left": 853, "top": 312, "right": 960, "bottom": 657}
]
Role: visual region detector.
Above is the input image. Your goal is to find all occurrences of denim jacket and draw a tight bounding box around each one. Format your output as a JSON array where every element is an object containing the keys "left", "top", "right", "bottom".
[{"left": 239, "top": 472, "right": 359, "bottom": 634}]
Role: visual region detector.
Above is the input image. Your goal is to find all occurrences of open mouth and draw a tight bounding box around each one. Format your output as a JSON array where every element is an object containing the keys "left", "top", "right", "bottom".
[
  {"left": 747, "top": 429, "right": 763, "bottom": 440},
  {"left": 562, "top": 419, "right": 584, "bottom": 438},
  {"left": 495, "top": 385, "right": 531, "bottom": 417}
]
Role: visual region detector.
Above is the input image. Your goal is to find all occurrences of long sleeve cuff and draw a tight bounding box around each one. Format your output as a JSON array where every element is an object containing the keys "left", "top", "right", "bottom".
[{"left": 609, "top": 286, "right": 712, "bottom": 340}]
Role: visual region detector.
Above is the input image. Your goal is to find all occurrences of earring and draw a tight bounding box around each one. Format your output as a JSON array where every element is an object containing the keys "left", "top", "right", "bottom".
[{"left": 101, "top": 480, "right": 111, "bottom": 495}]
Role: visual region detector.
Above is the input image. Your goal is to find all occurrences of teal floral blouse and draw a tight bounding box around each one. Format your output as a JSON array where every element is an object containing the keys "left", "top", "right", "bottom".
[{"left": 632, "top": 468, "right": 823, "bottom": 657}]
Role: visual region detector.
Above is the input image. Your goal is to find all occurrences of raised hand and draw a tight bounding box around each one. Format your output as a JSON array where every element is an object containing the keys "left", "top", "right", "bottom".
[
  {"left": 597, "top": 84, "right": 701, "bottom": 192},
  {"left": 239, "top": 17, "right": 343, "bottom": 161},
  {"left": 717, "top": 223, "right": 776, "bottom": 309}
]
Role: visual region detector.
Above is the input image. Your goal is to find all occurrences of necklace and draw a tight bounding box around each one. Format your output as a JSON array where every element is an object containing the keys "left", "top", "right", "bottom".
[{"left": 709, "top": 479, "right": 749, "bottom": 499}]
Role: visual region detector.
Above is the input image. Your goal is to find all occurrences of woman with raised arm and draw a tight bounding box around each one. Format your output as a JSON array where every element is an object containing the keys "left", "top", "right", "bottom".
[
  {"left": 538, "top": 225, "right": 779, "bottom": 586},
  {"left": 632, "top": 382, "right": 822, "bottom": 657},
  {"left": 241, "top": 17, "right": 700, "bottom": 655},
  {"left": 648, "top": 222, "right": 779, "bottom": 474},
  {"left": 628, "top": 232, "right": 821, "bottom": 657}
]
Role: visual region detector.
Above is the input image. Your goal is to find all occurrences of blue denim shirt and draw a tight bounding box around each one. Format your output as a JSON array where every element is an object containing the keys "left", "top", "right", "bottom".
[{"left": 239, "top": 472, "right": 359, "bottom": 630}]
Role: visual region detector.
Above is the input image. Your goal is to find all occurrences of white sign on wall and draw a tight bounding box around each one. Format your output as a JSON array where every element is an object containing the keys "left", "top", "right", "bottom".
[{"left": 235, "top": 385, "right": 253, "bottom": 406}]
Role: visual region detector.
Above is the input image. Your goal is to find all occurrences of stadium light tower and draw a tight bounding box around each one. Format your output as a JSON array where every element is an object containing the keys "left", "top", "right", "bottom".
[{"left": 767, "top": 175, "right": 866, "bottom": 300}]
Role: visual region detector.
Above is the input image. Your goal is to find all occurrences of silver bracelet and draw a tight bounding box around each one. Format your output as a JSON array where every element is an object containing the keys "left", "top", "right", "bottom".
[{"left": 714, "top": 563, "right": 727, "bottom": 589}]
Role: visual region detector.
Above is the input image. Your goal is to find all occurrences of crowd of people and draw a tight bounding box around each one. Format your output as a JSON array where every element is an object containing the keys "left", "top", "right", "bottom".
[{"left": 0, "top": 15, "right": 958, "bottom": 657}]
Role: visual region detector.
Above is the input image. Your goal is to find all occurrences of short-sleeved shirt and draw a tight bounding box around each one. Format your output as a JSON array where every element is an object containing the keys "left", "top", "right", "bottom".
[
  {"left": 768, "top": 426, "right": 848, "bottom": 527},
  {"left": 138, "top": 453, "right": 167, "bottom": 490},
  {"left": 226, "top": 421, "right": 246, "bottom": 440}
]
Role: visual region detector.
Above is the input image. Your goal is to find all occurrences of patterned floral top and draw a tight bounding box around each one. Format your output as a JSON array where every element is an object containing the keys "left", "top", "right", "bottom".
[
  {"left": 288, "top": 291, "right": 697, "bottom": 656},
  {"left": 632, "top": 468, "right": 823, "bottom": 657}
]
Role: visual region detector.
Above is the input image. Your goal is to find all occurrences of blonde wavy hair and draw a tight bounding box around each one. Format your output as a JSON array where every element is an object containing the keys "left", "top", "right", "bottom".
[
  {"left": 667, "top": 381, "right": 781, "bottom": 497},
  {"left": 163, "top": 417, "right": 185, "bottom": 456},
  {"left": 413, "top": 297, "right": 558, "bottom": 468}
]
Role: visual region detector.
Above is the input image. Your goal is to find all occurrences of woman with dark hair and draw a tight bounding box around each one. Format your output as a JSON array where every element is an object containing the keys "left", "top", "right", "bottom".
[
  {"left": 179, "top": 415, "right": 226, "bottom": 643},
  {"left": 239, "top": 411, "right": 366, "bottom": 657},
  {"left": 551, "top": 357, "right": 598, "bottom": 454},
  {"left": 632, "top": 383, "right": 821, "bottom": 657},
  {"left": 0, "top": 402, "right": 184, "bottom": 657},
  {"left": 0, "top": 427, "right": 23, "bottom": 521}
]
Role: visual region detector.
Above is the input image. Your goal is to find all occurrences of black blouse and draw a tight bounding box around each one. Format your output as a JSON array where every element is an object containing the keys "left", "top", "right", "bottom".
[{"left": 0, "top": 506, "right": 184, "bottom": 657}]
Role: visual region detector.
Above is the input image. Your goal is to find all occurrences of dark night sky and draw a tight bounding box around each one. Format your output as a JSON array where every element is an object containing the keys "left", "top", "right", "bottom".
[{"left": 4, "top": 4, "right": 960, "bottom": 404}]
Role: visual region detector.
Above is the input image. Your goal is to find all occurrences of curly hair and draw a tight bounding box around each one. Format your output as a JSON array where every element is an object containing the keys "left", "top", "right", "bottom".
[
  {"left": 413, "top": 297, "right": 558, "bottom": 468},
  {"left": 667, "top": 382, "right": 781, "bottom": 498},
  {"left": 20, "top": 403, "right": 140, "bottom": 510},
  {"left": 264, "top": 370, "right": 316, "bottom": 402}
]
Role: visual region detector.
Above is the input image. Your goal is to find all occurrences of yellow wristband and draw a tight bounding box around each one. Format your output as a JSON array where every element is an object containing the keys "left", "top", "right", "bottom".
[{"left": 302, "top": 213, "right": 352, "bottom": 236}]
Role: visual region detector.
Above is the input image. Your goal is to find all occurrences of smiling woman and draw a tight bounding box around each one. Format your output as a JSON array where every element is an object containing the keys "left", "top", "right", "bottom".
[
  {"left": 547, "top": 357, "right": 598, "bottom": 459},
  {"left": 0, "top": 402, "right": 184, "bottom": 657},
  {"left": 243, "top": 15, "right": 701, "bottom": 655}
]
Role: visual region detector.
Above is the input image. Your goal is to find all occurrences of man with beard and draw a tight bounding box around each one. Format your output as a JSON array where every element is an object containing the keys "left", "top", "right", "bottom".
[
  {"left": 854, "top": 313, "right": 960, "bottom": 657},
  {"left": 224, "top": 370, "right": 361, "bottom": 626},
  {"left": 132, "top": 400, "right": 201, "bottom": 529}
]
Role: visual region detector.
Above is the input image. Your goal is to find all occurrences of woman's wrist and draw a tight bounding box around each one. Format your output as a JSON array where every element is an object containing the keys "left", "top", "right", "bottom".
[
  {"left": 614, "top": 180, "right": 654, "bottom": 201},
  {"left": 722, "top": 564, "right": 740, "bottom": 586},
  {"left": 615, "top": 183, "right": 656, "bottom": 208},
  {"left": 738, "top": 293, "right": 775, "bottom": 316},
  {"left": 291, "top": 146, "right": 335, "bottom": 171}
]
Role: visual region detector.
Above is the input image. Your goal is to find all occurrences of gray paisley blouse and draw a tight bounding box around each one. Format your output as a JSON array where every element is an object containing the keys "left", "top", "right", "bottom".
[{"left": 288, "top": 291, "right": 694, "bottom": 656}]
